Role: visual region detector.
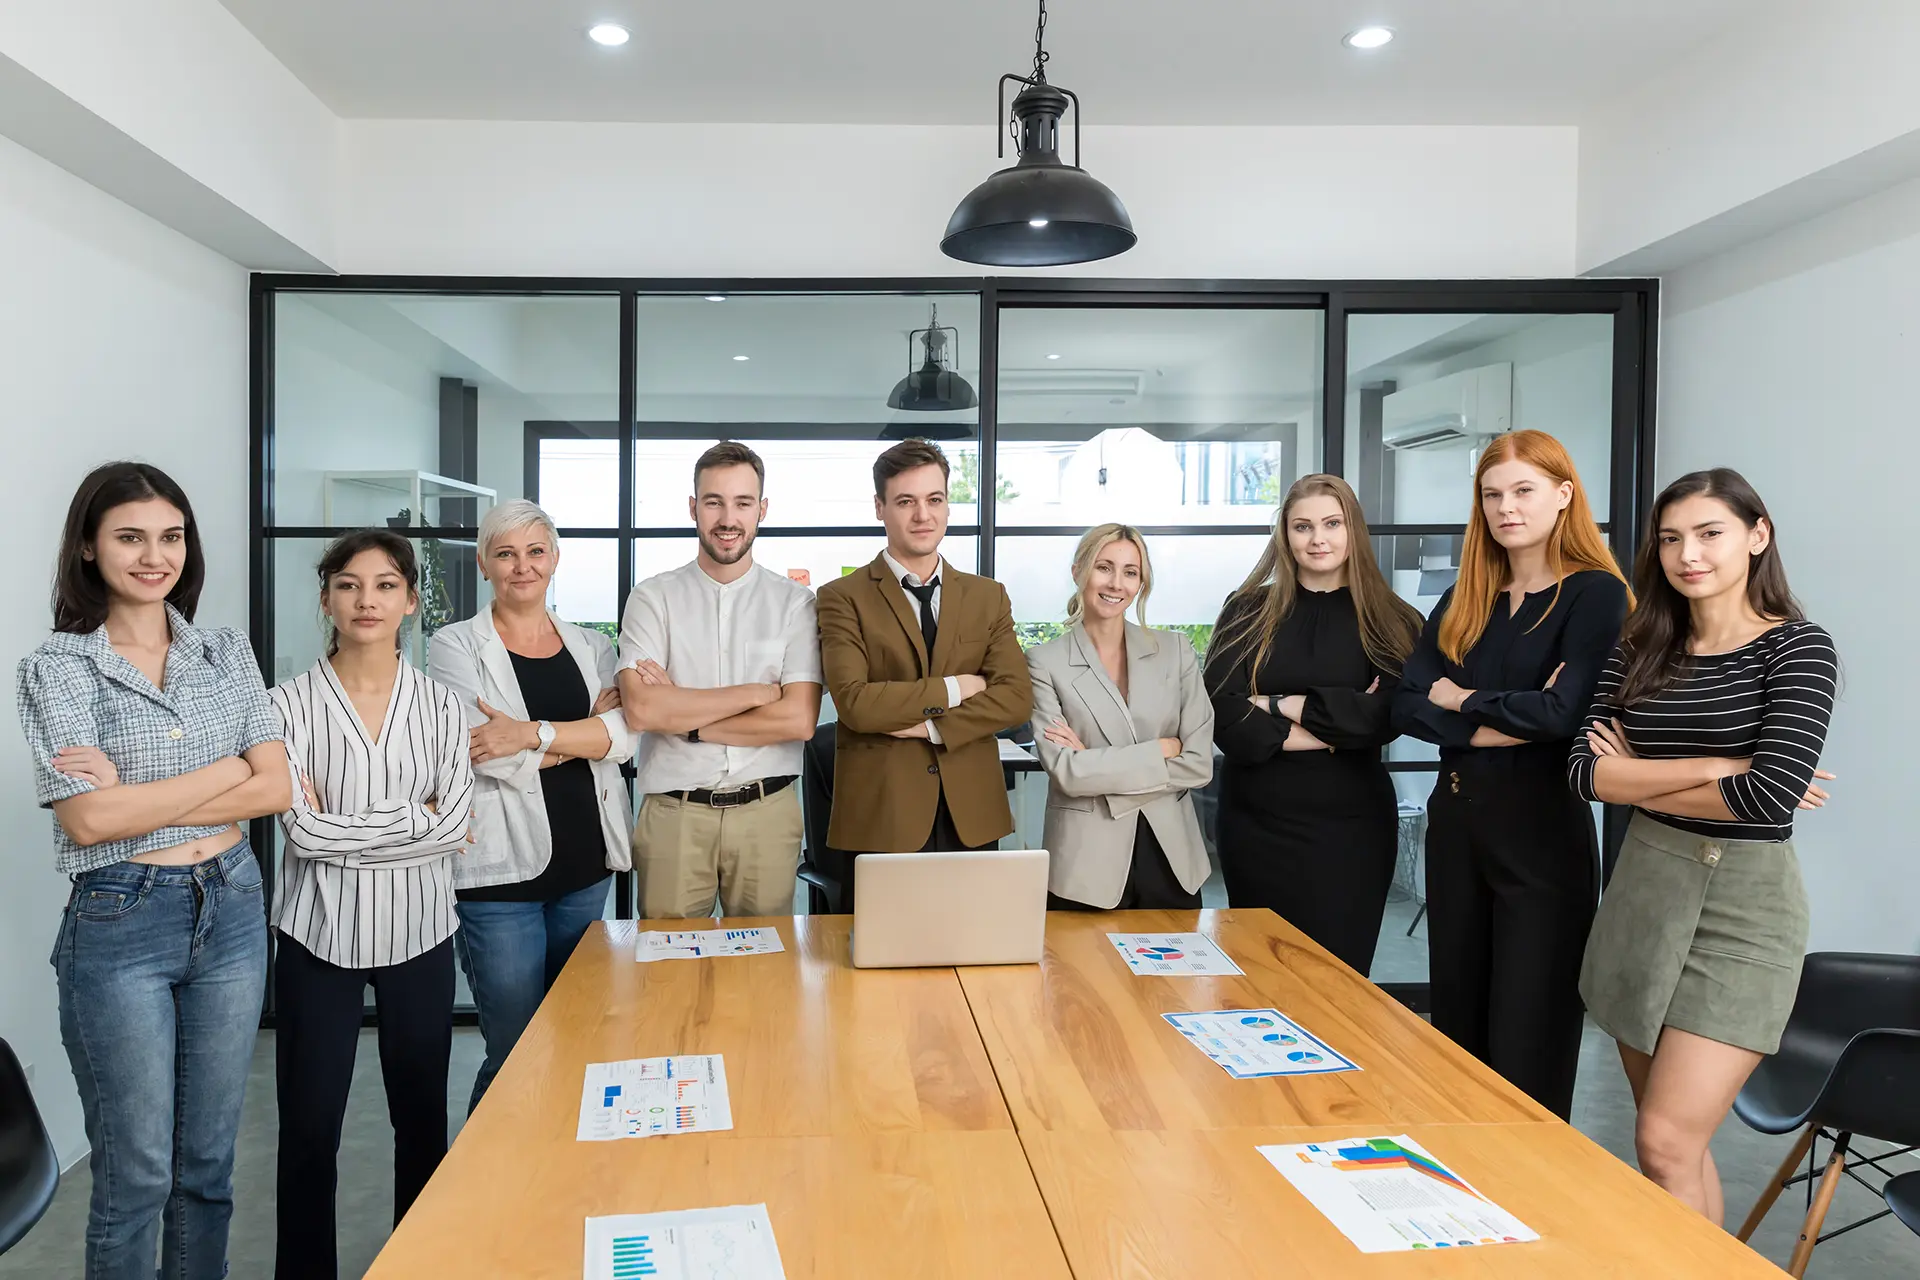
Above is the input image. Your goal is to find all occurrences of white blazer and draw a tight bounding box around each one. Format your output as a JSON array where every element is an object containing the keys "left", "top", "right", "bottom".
[
  {"left": 427, "top": 607, "right": 635, "bottom": 890},
  {"left": 1027, "top": 622, "right": 1215, "bottom": 909}
]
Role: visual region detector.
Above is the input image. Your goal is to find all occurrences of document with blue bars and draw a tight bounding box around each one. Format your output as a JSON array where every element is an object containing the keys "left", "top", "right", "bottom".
[{"left": 585, "top": 1204, "right": 786, "bottom": 1280}]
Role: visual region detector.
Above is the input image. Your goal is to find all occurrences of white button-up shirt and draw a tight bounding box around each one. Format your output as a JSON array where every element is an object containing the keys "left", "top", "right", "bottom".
[{"left": 617, "top": 559, "right": 823, "bottom": 793}]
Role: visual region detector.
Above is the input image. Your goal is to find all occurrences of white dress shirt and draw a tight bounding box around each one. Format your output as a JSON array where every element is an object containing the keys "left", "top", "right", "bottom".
[
  {"left": 881, "top": 550, "right": 966, "bottom": 742},
  {"left": 269, "top": 658, "right": 475, "bottom": 969},
  {"left": 617, "top": 559, "right": 822, "bottom": 793}
]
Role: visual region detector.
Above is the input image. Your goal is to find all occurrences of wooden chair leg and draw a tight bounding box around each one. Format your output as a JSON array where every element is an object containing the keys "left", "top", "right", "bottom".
[
  {"left": 1786, "top": 1132, "right": 1851, "bottom": 1278},
  {"left": 1738, "top": 1126, "right": 1816, "bottom": 1243}
]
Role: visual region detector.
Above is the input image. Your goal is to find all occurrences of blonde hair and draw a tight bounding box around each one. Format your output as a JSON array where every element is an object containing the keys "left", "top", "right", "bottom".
[
  {"left": 478, "top": 499, "right": 559, "bottom": 562},
  {"left": 1212, "top": 474, "right": 1422, "bottom": 690},
  {"left": 1437, "top": 431, "right": 1630, "bottom": 663},
  {"left": 1065, "top": 524, "right": 1153, "bottom": 635}
]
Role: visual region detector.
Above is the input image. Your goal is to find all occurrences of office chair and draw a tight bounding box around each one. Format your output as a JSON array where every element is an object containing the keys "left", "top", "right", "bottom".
[
  {"left": 0, "top": 1038, "right": 59, "bottom": 1256},
  {"left": 798, "top": 719, "right": 849, "bottom": 914},
  {"left": 1732, "top": 952, "right": 1920, "bottom": 1276}
]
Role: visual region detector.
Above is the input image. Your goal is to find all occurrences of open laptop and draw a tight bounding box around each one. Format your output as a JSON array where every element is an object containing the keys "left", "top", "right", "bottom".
[{"left": 851, "top": 848, "right": 1049, "bottom": 968}]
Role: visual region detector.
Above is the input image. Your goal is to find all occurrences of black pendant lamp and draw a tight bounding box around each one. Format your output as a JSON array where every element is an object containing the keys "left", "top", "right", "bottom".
[
  {"left": 941, "top": 0, "right": 1135, "bottom": 267},
  {"left": 885, "top": 305, "right": 978, "bottom": 413}
]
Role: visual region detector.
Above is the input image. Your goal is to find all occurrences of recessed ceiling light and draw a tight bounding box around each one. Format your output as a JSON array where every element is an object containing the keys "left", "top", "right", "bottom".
[
  {"left": 1028, "top": 218, "right": 1050, "bottom": 228},
  {"left": 1046, "top": 353, "right": 1062, "bottom": 360},
  {"left": 1343, "top": 26, "right": 1393, "bottom": 49},
  {"left": 587, "top": 23, "right": 630, "bottom": 47},
  {"left": 732, "top": 354, "right": 749, "bottom": 361},
  {"left": 704, "top": 295, "right": 726, "bottom": 302}
]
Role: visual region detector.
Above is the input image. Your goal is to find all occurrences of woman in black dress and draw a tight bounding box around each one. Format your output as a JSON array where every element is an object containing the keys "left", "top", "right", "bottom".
[
  {"left": 1205, "top": 474, "right": 1423, "bottom": 975},
  {"left": 1392, "top": 429, "right": 1629, "bottom": 1120}
]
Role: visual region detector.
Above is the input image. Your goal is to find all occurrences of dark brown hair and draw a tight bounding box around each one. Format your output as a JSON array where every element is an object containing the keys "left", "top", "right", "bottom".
[
  {"left": 317, "top": 530, "right": 418, "bottom": 656},
  {"left": 1614, "top": 468, "right": 1801, "bottom": 706},
  {"left": 872, "top": 438, "right": 950, "bottom": 498},
  {"left": 53, "top": 462, "right": 204, "bottom": 634},
  {"left": 1212, "top": 474, "right": 1423, "bottom": 685},
  {"left": 694, "top": 440, "right": 765, "bottom": 495}
]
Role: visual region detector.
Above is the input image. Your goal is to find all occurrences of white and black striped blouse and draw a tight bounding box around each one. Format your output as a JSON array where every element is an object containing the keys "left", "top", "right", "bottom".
[
  {"left": 1568, "top": 620, "right": 1837, "bottom": 842},
  {"left": 269, "top": 658, "right": 475, "bottom": 968}
]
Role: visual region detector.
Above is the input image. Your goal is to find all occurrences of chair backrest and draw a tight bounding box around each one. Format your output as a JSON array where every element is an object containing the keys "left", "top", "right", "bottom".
[
  {"left": 0, "top": 1037, "right": 60, "bottom": 1255},
  {"left": 1810, "top": 1029, "right": 1920, "bottom": 1147},
  {"left": 800, "top": 719, "right": 839, "bottom": 876},
  {"left": 1778, "top": 952, "right": 1920, "bottom": 1069}
]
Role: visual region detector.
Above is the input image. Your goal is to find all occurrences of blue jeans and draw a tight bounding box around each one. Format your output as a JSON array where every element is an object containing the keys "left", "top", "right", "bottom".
[
  {"left": 454, "top": 875, "right": 609, "bottom": 1111},
  {"left": 51, "top": 839, "right": 268, "bottom": 1280}
]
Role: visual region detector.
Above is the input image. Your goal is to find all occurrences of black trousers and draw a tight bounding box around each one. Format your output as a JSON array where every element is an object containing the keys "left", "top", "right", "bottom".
[
  {"left": 1048, "top": 820, "right": 1202, "bottom": 912},
  {"left": 273, "top": 935, "right": 455, "bottom": 1280},
  {"left": 1424, "top": 768, "right": 1598, "bottom": 1120}
]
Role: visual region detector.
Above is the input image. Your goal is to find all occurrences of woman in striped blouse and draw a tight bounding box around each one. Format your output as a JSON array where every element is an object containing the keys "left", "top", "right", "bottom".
[
  {"left": 268, "top": 530, "right": 474, "bottom": 1280},
  {"left": 1570, "top": 469, "right": 1837, "bottom": 1224}
]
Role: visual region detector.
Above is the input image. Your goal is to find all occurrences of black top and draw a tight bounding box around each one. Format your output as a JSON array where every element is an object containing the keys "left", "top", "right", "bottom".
[
  {"left": 457, "top": 648, "right": 607, "bottom": 903},
  {"left": 1394, "top": 570, "right": 1629, "bottom": 775},
  {"left": 1568, "top": 621, "right": 1836, "bottom": 842},
  {"left": 1206, "top": 586, "right": 1400, "bottom": 763}
]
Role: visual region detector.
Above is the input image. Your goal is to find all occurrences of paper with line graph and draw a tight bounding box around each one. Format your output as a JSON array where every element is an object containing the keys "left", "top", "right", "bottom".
[
  {"left": 585, "top": 1203, "right": 786, "bottom": 1279},
  {"left": 577, "top": 1056, "right": 733, "bottom": 1141},
  {"left": 1257, "top": 1134, "right": 1538, "bottom": 1253}
]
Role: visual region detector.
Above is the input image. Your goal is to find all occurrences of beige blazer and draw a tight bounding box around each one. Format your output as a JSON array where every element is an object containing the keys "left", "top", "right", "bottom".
[{"left": 1027, "top": 622, "right": 1214, "bottom": 908}]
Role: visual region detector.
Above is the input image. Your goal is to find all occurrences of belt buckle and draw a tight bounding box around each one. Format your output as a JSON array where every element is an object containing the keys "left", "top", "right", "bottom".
[{"left": 711, "top": 783, "right": 758, "bottom": 809}]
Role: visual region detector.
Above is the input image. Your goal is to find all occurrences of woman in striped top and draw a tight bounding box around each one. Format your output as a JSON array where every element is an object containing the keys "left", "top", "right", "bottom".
[
  {"left": 268, "top": 530, "right": 473, "bottom": 1280},
  {"left": 1570, "top": 469, "right": 1837, "bottom": 1224}
]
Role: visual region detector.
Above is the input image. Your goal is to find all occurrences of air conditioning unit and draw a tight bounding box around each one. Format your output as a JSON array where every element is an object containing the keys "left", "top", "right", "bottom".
[
  {"left": 999, "top": 368, "right": 1145, "bottom": 404},
  {"left": 1381, "top": 362, "right": 1512, "bottom": 450}
]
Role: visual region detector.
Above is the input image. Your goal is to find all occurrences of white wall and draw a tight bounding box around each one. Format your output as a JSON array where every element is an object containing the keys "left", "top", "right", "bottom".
[
  {"left": 1659, "top": 172, "right": 1920, "bottom": 955},
  {"left": 339, "top": 122, "right": 1579, "bottom": 279},
  {"left": 0, "top": 133, "right": 251, "bottom": 1165}
]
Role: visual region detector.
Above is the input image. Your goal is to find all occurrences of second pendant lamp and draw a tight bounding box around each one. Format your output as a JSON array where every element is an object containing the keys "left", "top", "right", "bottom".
[{"left": 941, "top": 0, "right": 1135, "bottom": 267}]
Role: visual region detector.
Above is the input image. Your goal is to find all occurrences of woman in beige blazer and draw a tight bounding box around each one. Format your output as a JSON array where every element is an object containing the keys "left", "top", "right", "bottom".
[{"left": 1027, "top": 524, "right": 1215, "bottom": 910}]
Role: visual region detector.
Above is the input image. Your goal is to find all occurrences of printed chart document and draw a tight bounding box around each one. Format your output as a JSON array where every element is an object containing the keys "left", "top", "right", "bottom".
[
  {"left": 636, "top": 927, "right": 786, "bottom": 962},
  {"left": 1258, "top": 1134, "right": 1539, "bottom": 1253},
  {"left": 578, "top": 1056, "right": 733, "bottom": 1141},
  {"left": 1163, "top": 1008, "right": 1359, "bottom": 1078},
  {"left": 585, "top": 1204, "right": 787, "bottom": 1280},
  {"left": 1107, "top": 931, "right": 1244, "bottom": 977}
]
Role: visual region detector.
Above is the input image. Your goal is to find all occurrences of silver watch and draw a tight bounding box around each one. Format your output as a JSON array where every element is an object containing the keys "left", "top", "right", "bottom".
[{"left": 533, "top": 720, "right": 556, "bottom": 751}]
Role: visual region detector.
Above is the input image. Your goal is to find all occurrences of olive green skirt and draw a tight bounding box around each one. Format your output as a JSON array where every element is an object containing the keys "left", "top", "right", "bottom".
[{"left": 1579, "top": 812, "right": 1809, "bottom": 1057}]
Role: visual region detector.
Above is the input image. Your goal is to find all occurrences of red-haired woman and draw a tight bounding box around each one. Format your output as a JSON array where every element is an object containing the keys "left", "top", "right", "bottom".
[{"left": 1393, "top": 430, "right": 1630, "bottom": 1119}]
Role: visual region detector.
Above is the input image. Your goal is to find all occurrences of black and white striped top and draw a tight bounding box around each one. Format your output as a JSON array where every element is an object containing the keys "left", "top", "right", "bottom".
[
  {"left": 269, "top": 658, "right": 474, "bottom": 968},
  {"left": 1568, "top": 620, "right": 1837, "bottom": 842}
]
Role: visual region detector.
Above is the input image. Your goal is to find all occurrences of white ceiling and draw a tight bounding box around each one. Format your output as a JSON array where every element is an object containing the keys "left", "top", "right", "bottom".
[{"left": 217, "top": 0, "right": 1754, "bottom": 125}]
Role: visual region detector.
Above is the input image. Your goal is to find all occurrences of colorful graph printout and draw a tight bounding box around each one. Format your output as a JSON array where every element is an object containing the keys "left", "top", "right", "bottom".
[
  {"left": 1257, "top": 1134, "right": 1540, "bottom": 1253},
  {"left": 636, "top": 927, "right": 786, "bottom": 962},
  {"left": 1106, "top": 932, "right": 1245, "bottom": 976},
  {"left": 585, "top": 1204, "right": 787, "bottom": 1279},
  {"left": 577, "top": 1056, "right": 733, "bottom": 1141},
  {"left": 1162, "top": 1008, "right": 1359, "bottom": 1078}
]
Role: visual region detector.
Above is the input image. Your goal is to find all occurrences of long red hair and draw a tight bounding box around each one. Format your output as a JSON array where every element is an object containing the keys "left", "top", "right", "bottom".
[{"left": 1437, "top": 430, "right": 1630, "bottom": 663}]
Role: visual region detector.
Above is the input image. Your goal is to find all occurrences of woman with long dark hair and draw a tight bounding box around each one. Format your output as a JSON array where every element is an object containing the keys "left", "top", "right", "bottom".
[
  {"left": 18, "top": 462, "right": 289, "bottom": 1280},
  {"left": 1205, "top": 475, "right": 1423, "bottom": 974},
  {"left": 1392, "top": 430, "right": 1630, "bottom": 1119},
  {"left": 1572, "top": 470, "right": 1836, "bottom": 1223},
  {"left": 269, "top": 530, "right": 473, "bottom": 1280}
]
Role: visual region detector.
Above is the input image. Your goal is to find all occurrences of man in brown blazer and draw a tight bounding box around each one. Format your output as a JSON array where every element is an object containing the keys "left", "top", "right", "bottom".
[{"left": 816, "top": 439, "right": 1032, "bottom": 861}]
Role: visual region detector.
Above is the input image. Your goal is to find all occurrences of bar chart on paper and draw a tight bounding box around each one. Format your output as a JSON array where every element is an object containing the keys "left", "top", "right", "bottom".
[{"left": 585, "top": 1205, "right": 788, "bottom": 1280}]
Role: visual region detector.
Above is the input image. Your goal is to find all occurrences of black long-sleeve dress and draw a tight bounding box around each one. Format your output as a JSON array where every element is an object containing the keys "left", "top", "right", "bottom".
[
  {"left": 1205, "top": 587, "right": 1404, "bottom": 975},
  {"left": 1392, "top": 568, "right": 1628, "bottom": 1120}
]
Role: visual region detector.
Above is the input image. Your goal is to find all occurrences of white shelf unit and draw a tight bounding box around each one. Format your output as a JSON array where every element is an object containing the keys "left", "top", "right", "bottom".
[{"left": 321, "top": 470, "right": 499, "bottom": 528}]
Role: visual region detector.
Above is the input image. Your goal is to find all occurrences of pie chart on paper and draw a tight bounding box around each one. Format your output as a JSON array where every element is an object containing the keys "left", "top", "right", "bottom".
[{"left": 1137, "top": 946, "right": 1186, "bottom": 962}]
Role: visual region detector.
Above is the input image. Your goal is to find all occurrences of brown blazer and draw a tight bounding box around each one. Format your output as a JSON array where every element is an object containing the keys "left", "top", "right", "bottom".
[{"left": 816, "top": 554, "right": 1033, "bottom": 852}]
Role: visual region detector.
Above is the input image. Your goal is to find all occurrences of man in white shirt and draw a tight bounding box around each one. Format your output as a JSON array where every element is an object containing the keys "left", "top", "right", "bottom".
[{"left": 617, "top": 441, "right": 822, "bottom": 918}]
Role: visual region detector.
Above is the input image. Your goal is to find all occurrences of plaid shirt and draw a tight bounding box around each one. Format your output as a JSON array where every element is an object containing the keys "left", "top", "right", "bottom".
[{"left": 17, "top": 603, "right": 283, "bottom": 875}]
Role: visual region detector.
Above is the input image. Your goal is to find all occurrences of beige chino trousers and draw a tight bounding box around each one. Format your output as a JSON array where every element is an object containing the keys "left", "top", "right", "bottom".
[{"left": 632, "top": 785, "right": 803, "bottom": 919}]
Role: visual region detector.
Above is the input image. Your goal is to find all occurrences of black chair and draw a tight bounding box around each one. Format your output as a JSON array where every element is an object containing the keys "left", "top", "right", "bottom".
[
  {"left": 797, "top": 719, "right": 849, "bottom": 914},
  {"left": 1732, "top": 952, "right": 1920, "bottom": 1277},
  {"left": 0, "top": 1038, "right": 59, "bottom": 1256},
  {"left": 1887, "top": 1170, "right": 1920, "bottom": 1239}
]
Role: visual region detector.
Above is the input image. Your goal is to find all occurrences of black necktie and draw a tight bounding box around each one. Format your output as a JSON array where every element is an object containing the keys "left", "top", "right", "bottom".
[{"left": 903, "top": 576, "right": 939, "bottom": 657}]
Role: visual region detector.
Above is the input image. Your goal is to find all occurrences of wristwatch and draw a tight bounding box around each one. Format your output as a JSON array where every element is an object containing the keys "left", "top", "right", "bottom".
[
  {"left": 1265, "top": 695, "right": 1280, "bottom": 716},
  {"left": 686, "top": 727, "right": 702, "bottom": 744},
  {"left": 533, "top": 720, "right": 556, "bottom": 752}
]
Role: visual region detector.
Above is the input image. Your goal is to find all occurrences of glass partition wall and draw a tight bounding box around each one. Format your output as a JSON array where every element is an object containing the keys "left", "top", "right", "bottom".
[{"left": 253, "top": 276, "right": 1657, "bottom": 1009}]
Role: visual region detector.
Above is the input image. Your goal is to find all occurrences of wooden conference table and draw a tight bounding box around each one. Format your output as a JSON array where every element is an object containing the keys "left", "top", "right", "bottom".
[{"left": 366, "top": 909, "right": 1785, "bottom": 1278}]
